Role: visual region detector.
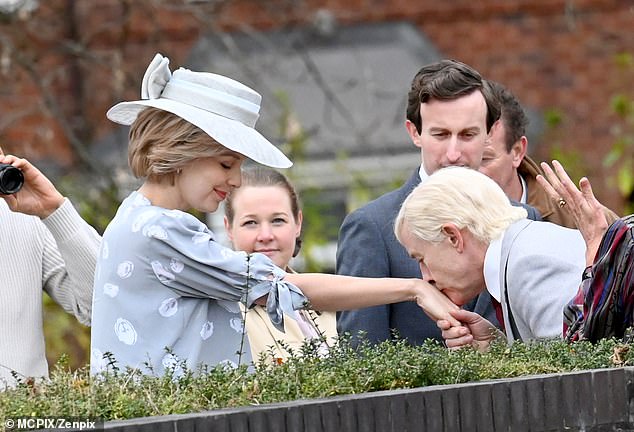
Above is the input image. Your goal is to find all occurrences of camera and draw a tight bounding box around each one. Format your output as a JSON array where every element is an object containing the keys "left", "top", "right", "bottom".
[{"left": 0, "top": 163, "right": 24, "bottom": 194}]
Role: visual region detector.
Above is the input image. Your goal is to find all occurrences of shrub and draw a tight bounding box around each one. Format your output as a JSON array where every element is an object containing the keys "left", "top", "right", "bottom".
[{"left": 0, "top": 337, "right": 631, "bottom": 424}]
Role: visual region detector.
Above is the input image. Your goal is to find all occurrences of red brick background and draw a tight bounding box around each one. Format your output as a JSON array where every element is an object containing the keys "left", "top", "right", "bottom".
[{"left": 0, "top": 0, "right": 632, "bottom": 210}]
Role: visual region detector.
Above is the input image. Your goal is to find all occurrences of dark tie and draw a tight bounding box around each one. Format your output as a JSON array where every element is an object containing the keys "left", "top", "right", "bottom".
[{"left": 491, "top": 298, "right": 505, "bottom": 331}]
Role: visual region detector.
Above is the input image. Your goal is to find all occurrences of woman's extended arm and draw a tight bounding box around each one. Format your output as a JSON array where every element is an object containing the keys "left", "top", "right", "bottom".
[{"left": 284, "top": 273, "right": 461, "bottom": 325}]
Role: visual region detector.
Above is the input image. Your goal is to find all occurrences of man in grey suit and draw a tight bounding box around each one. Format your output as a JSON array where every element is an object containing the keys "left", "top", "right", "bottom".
[
  {"left": 336, "top": 60, "right": 541, "bottom": 346},
  {"left": 395, "top": 167, "right": 585, "bottom": 350}
]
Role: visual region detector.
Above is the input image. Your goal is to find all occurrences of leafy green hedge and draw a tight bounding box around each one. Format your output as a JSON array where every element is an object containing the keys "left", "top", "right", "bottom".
[{"left": 0, "top": 337, "right": 631, "bottom": 423}]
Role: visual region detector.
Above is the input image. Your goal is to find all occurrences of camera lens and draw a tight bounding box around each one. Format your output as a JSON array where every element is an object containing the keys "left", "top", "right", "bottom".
[{"left": 0, "top": 163, "right": 24, "bottom": 194}]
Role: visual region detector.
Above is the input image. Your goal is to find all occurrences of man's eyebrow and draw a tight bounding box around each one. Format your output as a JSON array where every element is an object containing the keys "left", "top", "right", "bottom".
[{"left": 461, "top": 126, "right": 481, "bottom": 132}]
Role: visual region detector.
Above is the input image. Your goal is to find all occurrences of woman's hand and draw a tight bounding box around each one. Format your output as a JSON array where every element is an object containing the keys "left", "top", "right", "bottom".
[
  {"left": 536, "top": 160, "right": 609, "bottom": 265},
  {"left": 0, "top": 153, "right": 64, "bottom": 219},
  {"left": 437, "top": 309, "right": 503, "bottom": 352},
  {"left": 412, "top": 279, "right": 462, "bottom": 326}
]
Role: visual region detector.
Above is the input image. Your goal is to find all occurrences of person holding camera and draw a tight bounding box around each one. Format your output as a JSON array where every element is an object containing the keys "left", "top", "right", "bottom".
[{"left": 0, "top": 151, "right": 100, "bottom": 388}]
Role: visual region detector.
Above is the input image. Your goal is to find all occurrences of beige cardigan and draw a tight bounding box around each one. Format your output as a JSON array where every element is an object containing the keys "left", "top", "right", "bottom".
[{"left": 242, "top": 269, "right": 337, "bottom": 363}]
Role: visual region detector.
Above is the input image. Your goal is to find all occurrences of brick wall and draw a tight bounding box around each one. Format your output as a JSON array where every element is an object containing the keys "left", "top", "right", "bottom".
[{"left": 0, "top": 0, "right": 631, "bottom": 210}]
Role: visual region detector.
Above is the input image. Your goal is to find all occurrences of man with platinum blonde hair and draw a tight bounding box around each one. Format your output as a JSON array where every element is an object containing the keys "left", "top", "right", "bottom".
[
  {"left": 394, "top": 167, "right": 586, "bottom": 350},
  {"left": 336, "top": 59, "right": 541, "bottom": 349}
]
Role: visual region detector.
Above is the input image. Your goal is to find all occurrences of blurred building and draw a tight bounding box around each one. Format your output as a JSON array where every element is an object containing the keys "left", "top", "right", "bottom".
[{"left": 0, "top": 0, "right": 632, "bottom": 269}]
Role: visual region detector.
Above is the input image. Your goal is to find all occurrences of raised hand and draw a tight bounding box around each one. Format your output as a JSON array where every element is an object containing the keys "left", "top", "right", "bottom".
[
  {"left": 0, "top": 153, "right": 64, "bottom": 219},
  {"left": 536, "top": 160, "right": 609, "bottom": 265}
]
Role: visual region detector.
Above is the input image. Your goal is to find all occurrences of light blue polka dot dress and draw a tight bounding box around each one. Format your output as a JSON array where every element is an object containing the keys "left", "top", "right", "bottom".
[{"left": 90, "top": 191, "right": 306, "bottom": 376}]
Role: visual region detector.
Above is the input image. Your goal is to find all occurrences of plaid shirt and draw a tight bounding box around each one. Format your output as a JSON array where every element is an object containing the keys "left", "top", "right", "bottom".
[{"left": 564, "top": 214, "right": 634, "bottom": 343}]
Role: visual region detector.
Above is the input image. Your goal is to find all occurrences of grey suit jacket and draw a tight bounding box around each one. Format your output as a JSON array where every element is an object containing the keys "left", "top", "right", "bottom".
[
  {"left": 336, "top": 168, "right": 542, "bottom": 346},
  {"left": 498, "top": 219, "right": 586, "bottom": 342}
]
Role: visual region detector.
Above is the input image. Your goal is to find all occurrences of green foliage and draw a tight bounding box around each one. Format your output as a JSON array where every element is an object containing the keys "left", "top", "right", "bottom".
[
  {"left": 549, "top": 143, "right": 587, "bottom": 183},
  {"left": 545, "top": 52, "right": 634, "bottom": 213},
  {"left": 346, "top": 171, "right": 405, "bottom": 214},
  {"left": 42, "top": 294, "right": 90, "bottom": 371},
  {"left": 1, "top": 337, "right": 631, "bottom": 423},
  {"left": 275, "top": 91, "right": 331, "bottom": 272},
  {"left": 542, "top": 108, "right": 588, "bottom": 184},
  {"left": 297, "top": 187, "right": 341, "bottom": 272},
  {"left": 603, "top": 53, "right": 634, "bottom": 213},
  {"left": 544, "top": 108, "right": 564, "bottom": 129},
  {"left": 602, "top": 52, "right": 634, "bottom": 213},
  {"left": 56, "top": 175, "right": 121, "bottom": 235}
]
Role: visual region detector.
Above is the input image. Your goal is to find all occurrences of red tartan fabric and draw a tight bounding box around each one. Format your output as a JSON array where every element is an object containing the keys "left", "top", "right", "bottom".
[{"left": 563, "top": 214, "right": 634, "bottom": 343}]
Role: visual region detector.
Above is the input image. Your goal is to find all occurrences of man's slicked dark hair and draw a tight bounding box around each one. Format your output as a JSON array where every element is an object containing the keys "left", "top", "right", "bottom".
[
  {"left": 486, "top": 80, "right": 529, "bottom": 152},
  {"left": 406, "top": 59, "right": 500, "bottom": 134}
]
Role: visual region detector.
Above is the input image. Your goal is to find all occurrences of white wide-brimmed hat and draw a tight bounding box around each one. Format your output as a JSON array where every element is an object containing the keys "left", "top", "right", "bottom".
[{"left": 107, "top": 53, "right": 292, "bottom": 169}]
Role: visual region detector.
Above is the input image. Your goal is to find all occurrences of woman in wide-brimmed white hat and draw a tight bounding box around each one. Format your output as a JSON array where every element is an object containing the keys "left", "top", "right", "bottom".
[{"left": 91, "top": 53, "right": 458, "bottom": 376}]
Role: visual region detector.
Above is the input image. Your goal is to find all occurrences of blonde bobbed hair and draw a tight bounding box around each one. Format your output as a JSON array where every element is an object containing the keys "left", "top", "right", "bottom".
[
  {"left": 128, "top": 107, "right": 228, "bottom": 181},
  {"left": 394, "top": 167, "right": 527, "bottom": 245}
]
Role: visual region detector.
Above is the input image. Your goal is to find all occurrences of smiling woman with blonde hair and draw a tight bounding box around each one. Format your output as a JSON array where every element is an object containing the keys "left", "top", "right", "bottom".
[
  {"left": 224, "top": 166, "right": 337, "bottom": 363},
  {"left": 90, "top": 53, "right": 459, "bottom": 376}
]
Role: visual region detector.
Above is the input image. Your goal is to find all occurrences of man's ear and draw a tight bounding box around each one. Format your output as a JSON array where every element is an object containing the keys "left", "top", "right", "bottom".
[
  {"left": 510, "top": 136, "right": 528, "bottom": 169},
  {"left": 441, "top": 223, "right": 465, "bottom": 252},
  {"left": 405, "top": 120, "right": 422, "bottom": 148}
]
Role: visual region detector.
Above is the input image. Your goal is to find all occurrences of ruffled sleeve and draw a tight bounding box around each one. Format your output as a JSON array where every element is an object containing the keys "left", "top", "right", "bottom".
[
  {"left": 144, "top": 208, "right": 307, "bottom": 331},
  {"left": 245, "top": 259, "right": 309, "bottom": 331}
]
